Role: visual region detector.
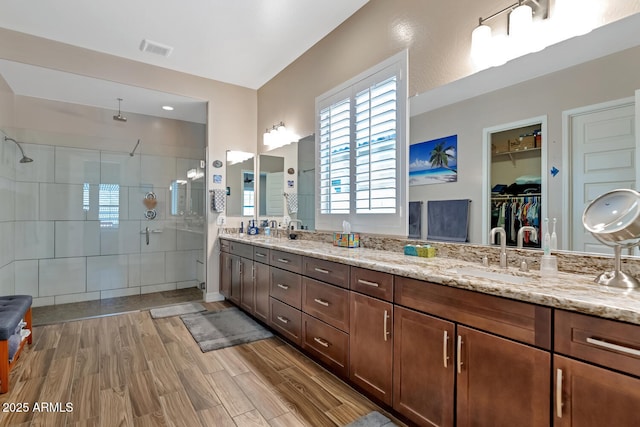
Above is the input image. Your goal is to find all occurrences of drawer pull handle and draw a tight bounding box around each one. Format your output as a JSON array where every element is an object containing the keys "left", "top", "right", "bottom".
[
  {"left": 277, "top": 316, "right": 289, "bottom": 324},
  {"left": 314, "top": 267, "right": 330, "bottom": 274},
  {"left": 586, "top": 337, "right": 640, "bottom": 356},
  {"left": 443, "top": 330, "right": 449, "bottom": 368},
  {"left": 383, "top": 310, "right": 390, "bottom": 342},
  {"left": 556, "top": 368, "right": 563, "bottom": 418},
  {"left": 457, "top": 335, "right": 463, "bottom": 374},
  {"left": 255, "top": 252, "right": 266, "bottom": 258},
  {"left": 277, "top": 258, "right": 290, "bottom": 264},
  {"left": 314, "top": 298, "right": 329, "bottom": 307},
  {"left": 314, "top": 337, "right": 330, "bottom": 348},
  {"left": 277, "top": 283, "right": 289, "bottom": 290},
  {"left": 358, "top": 279, "right": 379, "bottom": 288}
]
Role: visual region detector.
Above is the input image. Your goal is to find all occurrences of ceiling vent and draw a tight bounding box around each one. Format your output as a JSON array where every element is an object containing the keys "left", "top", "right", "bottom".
[{"left": 139, "top": 39, "right": 173, "bottom": 57}]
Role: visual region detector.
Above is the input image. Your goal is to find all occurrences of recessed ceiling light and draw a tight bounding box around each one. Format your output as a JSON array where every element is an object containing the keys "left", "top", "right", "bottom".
[{"left": 162, "top": 105, "right": 174, "bottom": 111}]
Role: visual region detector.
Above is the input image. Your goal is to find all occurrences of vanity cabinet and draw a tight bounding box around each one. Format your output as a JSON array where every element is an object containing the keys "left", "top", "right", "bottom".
[
  {"left": 553, "top": 310, "right": 640, "bottom": 426},
  {"left": 349, "top": 292, "right": 394, "bottom": 405},
  {"left": 253, "top": 247, "right": 270, "bottom": 323},
  {"left": 393, "top": 306, "right": 455, "bottom": 427},
  {"left": 395, "top": 276, "right": 551, "bottom": 426},
  {"left": 219, "top": 251, "right": 232, "bottom": 298}
]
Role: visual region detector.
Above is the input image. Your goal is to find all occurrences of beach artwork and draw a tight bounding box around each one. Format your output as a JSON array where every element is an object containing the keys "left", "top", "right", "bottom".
[{"left": 409, "top": 135, "right": 458, "bottom": 186}]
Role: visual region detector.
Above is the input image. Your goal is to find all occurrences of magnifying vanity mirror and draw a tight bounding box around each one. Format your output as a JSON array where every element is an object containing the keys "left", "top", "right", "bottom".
[{"left": 226, "top": 151, "right": 255, "bottom": 217}]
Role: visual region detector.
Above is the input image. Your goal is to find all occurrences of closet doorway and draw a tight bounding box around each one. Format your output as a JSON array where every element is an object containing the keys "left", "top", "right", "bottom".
[{"left": 481, "top": 116, "right": 548, "bottom": 246}]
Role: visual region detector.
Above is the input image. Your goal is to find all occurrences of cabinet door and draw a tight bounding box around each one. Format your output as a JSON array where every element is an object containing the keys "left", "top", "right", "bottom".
[
  {"left": 240, "top": 258, "right": 254, "bottom": 314},
  {"left": 219, "top": 252, "right": 232, "bottom": 298},
  {"left": 393, "top": 306, "right": 455, "bottom": 427},
  {"left": 229, "top": 254, "right": 241, "bottom": 305},
  {"left": 554, "top": 355, "right": 640, "bottom": 427},
  {"left": 349, "top": 292, "right": 393, "bottom": 405},
  {"left": 254, "top": 261, "right": 270, "bottom": 323},
  {"left": 456, "top": 326, "right": 550, "bottom": 427}
]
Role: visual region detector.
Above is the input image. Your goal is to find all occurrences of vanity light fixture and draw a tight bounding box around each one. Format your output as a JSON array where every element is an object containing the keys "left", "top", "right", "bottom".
[
  {"left": 162, "top": 105, "right": 174, "bottom": 111},
  {"left": 263, "top": 121, "right": 300, "bottom": 150},
  {"left": 471, "top": 0, "right": 548, "bottom": 67},
  {"left": 227, "top": 150, "right": 253, "bottom": 165}
]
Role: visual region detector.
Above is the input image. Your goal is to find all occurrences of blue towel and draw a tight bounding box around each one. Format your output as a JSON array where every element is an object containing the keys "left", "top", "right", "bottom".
[{"left": 427, "top": 199, "right": 471, "bottom": 242}]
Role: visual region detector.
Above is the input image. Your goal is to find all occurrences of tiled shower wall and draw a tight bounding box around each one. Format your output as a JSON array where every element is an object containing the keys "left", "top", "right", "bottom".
[{"left": 0, "top": 140, "right": 205, "bottom": 307}]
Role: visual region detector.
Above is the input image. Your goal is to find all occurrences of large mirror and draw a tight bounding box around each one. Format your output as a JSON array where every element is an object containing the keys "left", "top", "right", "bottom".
[
  {"left": 297, "top": 134, "right": 316, "bottom": 230},
  {"left": 226, "top": 151, "right": 256, "bottom": 217},
  {"left": 409, "top": 14, "right": 640, "bottom": 254}
]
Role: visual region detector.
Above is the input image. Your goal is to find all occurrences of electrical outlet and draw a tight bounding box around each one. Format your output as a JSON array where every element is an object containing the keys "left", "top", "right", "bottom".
[{"left": 199, "top": 282, "right": 205, "bottom": 290}]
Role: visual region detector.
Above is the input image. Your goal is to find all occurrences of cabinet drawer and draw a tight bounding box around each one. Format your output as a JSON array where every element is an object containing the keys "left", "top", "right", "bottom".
[
  {"left": 253, "top": 246, "right": 270, "bottom": 264},
  {"left": 230, "top": 241, "right": 253, "bottom": 259},
  {"left": 555, "top": 310, "right": 640, "bottom": 377},
  {"left": 270, "top": 267, "right": 302, "bottom": 309},
  {"left": 303, "top": 257, "right": 350, "bottom": 288},
  {"left": 301, "top": 313, "right": 349, "bottom": 377},
  {"left": 220, "top": 238, "right": 230, "bottom": 253},
  {"left": 350, "top": 267, "right": 393, "bottom": 302},
  {"left": 270, "top": 250, "right": 302, "bottom": 273},
  {"left": 270, "top": 298, "right": 301, "bottom": 345},
  {"left": 302, "top": 277, "right": 349, "bottom": 332},
  {"left": 395, "top": 276, "right": 551, "bottom": 349}
]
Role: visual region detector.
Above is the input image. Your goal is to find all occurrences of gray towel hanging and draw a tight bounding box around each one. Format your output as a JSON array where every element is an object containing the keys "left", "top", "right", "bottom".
[{"left": 427, "top": 199, "right": 471, "bottom": 242}]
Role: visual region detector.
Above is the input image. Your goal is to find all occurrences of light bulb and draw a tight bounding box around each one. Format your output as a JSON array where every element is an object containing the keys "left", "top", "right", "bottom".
[{"left": 509, "top": 4, "right": 533, "bottom": 38}]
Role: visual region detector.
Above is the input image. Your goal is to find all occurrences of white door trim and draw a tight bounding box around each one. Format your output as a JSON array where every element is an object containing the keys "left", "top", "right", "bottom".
[
  {"left": 481, "top": 115, "right": 548, "bottom": 244},
  {"left": 561, "top": 96, "right": 635, "bottom": 251}
]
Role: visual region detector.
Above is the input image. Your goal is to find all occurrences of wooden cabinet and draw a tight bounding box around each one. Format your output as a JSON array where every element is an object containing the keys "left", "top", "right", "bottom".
[
  {"left": 270, "top": 297, "right": 302, "bottom": 345},
  {"left": 553, "top": 355, "right": 640, "bottom": 427},
  {"left": 229, "top": 254, "right": 242, "bottom": 305},
  {"left": 349, "top": 292, "right": 393, "bottom": 405},
  {"left": 240, "top": 257, "right": 255, "bottom": 314},
  {"left": 253, "top": 259, "right": 270, "bottom": 324},
  {"left": 219, "top": 251, "right": 232, "bottom": 298},
  {"left": 351, "top": 267, "right": 393, "bottom": 302},
  {"left": 302, "top": 313, "right": 349, "bottom": 377},
  {"left": 553, "top": 310, "right": 640, "bottom": 426},
  {"left": 394, "top": 276, "right": 551, "bottom": 426},
  {"left": 302, "top": 277, "right": 349, "bottom": 332},
  {"left": 393, "top": 306, "right": 455, "bottom": 427},
  {"left": 456, "top": 326, "right": 550, "bottom": 427},
  {"left": 303, "top": 256, "right": 350, "bottom": 288}
]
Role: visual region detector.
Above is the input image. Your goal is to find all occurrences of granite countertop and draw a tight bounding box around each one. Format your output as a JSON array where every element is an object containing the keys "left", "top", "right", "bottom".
[{"left": 219, "top": 234, "right": 640, "bottom": 326}]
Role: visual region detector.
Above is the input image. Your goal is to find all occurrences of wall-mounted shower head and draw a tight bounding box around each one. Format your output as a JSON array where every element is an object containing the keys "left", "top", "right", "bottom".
[
  {"left": 113, "top": 97, "right": 127, "bottom": 122},
  {"left": 4, "top": 136, "right": 33, "bottom": 163},
  {"left": 130, "top": 139, "right": 141, "bottom": 157}
]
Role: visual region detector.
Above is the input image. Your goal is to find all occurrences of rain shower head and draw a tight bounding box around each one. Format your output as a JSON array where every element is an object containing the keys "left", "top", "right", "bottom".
[
  {"left": 4, "top": 136, "right": 33, "bottom": 163},
  {"left": 113, "top": 97, "right": 127, "bottom": 122}
]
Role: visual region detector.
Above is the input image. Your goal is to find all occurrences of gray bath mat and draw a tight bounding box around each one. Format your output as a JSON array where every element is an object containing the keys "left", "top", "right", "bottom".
[
  {"left": 181, "top": 307, "right": 273, "bottom": 352},
  {"left": 150, "top": 302, "right": 206, "bottom": 319},
  {"left": 346, "top": 411, "right": 398, "bottom": 427}
]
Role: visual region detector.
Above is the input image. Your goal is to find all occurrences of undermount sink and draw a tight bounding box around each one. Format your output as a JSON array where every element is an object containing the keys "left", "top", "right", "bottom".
[{"left": 447, "top": 267, "right": 532, "bottom": 285}]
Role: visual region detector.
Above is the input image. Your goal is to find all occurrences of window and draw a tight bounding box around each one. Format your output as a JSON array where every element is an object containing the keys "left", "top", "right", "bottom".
[{"left": 316, "top": 51, "right": 407, "bottom": 235}]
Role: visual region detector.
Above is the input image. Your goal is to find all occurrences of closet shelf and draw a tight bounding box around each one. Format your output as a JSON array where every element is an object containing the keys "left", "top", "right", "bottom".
[{"left": 492, "top": 147, "right": 541, "bottom": 165}]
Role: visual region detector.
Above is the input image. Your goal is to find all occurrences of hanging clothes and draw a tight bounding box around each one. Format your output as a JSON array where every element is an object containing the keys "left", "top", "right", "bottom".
[{"left": 490, "top": 195, "right": 541, "bottom": 248}]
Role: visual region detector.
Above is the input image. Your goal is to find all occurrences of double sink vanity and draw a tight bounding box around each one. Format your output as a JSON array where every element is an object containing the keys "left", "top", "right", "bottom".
[{"left": 218, "top": 233, "right": 640, "bottom": 426}]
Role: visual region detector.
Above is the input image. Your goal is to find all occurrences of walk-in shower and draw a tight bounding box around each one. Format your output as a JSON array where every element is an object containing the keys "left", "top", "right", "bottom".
[{"left": 3, "top": 136, "right": 33, "bottom": 163}]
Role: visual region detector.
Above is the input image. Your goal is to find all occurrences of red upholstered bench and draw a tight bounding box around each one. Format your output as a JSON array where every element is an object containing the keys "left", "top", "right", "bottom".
[{"left": 0, "top": 295, "right": 33, "bottom": 393}]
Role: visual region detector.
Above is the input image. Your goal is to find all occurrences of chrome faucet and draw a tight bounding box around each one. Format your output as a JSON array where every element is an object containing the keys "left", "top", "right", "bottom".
[
  {"left": 490, "top": 227, "right": 508, "bottom": 268},
  {"left": 516, "top": 226, "right": 538, "bottom": 249}
]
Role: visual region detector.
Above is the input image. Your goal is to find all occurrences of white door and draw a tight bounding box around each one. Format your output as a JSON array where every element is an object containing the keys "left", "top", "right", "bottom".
[
  {"left": 265, "top": 171, "right": 284, "bottom": 216},
  {"left": 571, "top": 101, "right": 636, "bottom": 254}
]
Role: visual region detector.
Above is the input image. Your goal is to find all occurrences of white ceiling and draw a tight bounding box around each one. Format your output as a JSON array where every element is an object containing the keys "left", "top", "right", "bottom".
[{"left": 0, "top": 0, "right": 369, "bottom": 123}]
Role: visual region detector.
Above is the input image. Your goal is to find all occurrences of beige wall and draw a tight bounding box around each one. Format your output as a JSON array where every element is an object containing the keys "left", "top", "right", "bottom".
[
  {"left": 257, "top": 0, "right": 640, "bottom": 141},
  {"left": 0, "top": 27, "right": 257, "bottom": 301},
  {"left": 410, "top": 45, "right": 640, "bottom": 245}
]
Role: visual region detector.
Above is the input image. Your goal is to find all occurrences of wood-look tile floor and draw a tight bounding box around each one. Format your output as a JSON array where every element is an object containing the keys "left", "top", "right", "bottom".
[{"left": 1, "top": 300, "right": 405, "bottom": 426}]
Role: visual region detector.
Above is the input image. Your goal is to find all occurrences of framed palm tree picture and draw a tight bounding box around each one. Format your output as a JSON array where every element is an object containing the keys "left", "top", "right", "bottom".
[{"left": 409, "top": 134, "right": 458, "bottom": 186}]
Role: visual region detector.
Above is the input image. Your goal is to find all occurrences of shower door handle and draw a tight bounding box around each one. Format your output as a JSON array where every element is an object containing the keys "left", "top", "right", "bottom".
[{"left": 145, "top": 227, "right": 150, "bottom": 245}]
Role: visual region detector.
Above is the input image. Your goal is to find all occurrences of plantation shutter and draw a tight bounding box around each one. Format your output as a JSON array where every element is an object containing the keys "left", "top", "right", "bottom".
[
  {"left": 319, "top": 97, "right": 351, "bottom": 214},
  {"left": 355, "top": 75, "right": 397, "bottom": 213}
]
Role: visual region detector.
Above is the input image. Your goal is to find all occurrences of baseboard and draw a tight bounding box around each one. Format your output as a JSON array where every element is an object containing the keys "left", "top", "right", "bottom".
[{"left": 205, "top": 292, "right": 225, "bottom": 302}]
